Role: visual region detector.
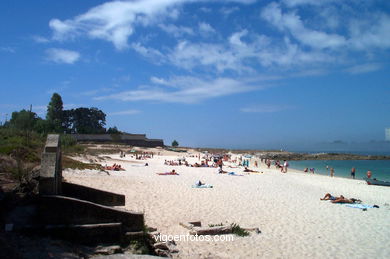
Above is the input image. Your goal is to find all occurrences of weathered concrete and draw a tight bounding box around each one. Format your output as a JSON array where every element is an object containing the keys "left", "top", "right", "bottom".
[
  {"left": 39, "top": 134, "right": 62, "bottom": 195},
  {"left": 35, "top": 134, "right": 146, "bottom": 247},
  {"left": 39, "top": 195, "right": 144, "bottom": 232},
  {"left": 62, "top": 182, "right": 125, "bottom": 206}
]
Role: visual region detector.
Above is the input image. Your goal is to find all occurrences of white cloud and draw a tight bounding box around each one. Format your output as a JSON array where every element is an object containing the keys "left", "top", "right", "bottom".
[
  {"left": 169, "top": 40, "right": 250, "bottom": 72},
  {"left": 229, "top": 30, "right": 248, "bottom": 46},
  {"left": 198, "top": 22, "right": 216, "bottom": 36},
  {"left": 45, "top": 48, "right": 80, "bottom": 64},
  {"left": 240, "top": 104, "right": 293, "bottom": 113},
  {"left": 282, "top": 0, "right": 336, "bottom": 7},
  {"left": 220, "top": 6, "right": 239, "bottom": 16},
  {"left": 345, "top": 63, "right": 382, "bottom": 75},
  {"left": 130, "top": 42, "right": 165, "bottom": 63},
  {"left": 349, "top": 14, "right": 390, "bottom": 50},
  {"left": 110, "top": 109, "right": 141, "bottom": 115},
  {"left": 261, "top": 2, "right": 346, "bottom": 50},
  {"left": 32, "top": 35, "right": 50, "bottom": 43},
  {"left": 0, "top": 46, "right": 15, "bottom": 53},
  {"left": 150, "top": 76, "right": 169, "bottom": 85},
  {"left": 95, "top": 76, "right": 261, "bottom": 104},
  {"left": 159, "top": 23, "right": 194, "bottom": 37},
  {"left": 48, "top": 0, "right": 255, "bottom": 50}
]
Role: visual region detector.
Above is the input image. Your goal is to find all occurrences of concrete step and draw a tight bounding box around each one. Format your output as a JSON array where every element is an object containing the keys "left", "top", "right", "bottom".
[{"left": 43, "top": 222, "right": 123, "bottom": 245}]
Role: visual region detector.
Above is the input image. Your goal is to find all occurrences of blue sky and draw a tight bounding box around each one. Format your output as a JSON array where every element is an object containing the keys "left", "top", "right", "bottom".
[{"left": 1, "top": 0, "right": 390, "bottom": 150}]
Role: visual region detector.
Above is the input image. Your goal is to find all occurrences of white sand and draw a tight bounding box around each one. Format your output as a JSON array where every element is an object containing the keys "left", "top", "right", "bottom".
[{"left": 64, "top": 151, "right": 390, "bottom": 259}]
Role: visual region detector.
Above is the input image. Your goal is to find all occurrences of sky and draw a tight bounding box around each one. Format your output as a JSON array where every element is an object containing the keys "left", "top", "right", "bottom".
[{"left": 1, "top": 0, "right": 390, "bottom": 151}]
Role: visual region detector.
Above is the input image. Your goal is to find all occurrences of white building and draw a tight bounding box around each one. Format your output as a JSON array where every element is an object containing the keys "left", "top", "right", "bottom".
[{"left": 386, "top": 128, "right": 390, "bottom": 141}]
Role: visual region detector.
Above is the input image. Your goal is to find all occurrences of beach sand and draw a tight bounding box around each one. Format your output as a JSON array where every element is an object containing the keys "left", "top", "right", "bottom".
[{"left": 64, "top": 149, "right": 390, "bottom": 259}]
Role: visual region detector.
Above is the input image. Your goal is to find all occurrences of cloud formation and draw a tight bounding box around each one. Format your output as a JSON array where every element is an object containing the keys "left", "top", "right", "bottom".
[
  {"left": 95, "top": 76, "right": 261, "bottom": 103},
  {"left": 45, "top": 48, "right": 80, "bottom": 64}
]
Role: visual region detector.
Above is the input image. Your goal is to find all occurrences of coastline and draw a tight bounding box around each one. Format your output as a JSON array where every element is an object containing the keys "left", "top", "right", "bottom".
[{"left": 63, "top": 146, "right": 390, "bottom": 258}]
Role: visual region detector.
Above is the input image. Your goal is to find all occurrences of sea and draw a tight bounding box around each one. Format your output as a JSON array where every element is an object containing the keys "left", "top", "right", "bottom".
[{"left": 288, "top": 150, "right": 390, "bottom": 181}]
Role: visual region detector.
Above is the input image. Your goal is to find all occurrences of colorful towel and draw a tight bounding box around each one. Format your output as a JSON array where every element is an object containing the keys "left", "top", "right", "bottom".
[
  {"left": 345, "top": 204, "right": 374, "bottom": 209},
  {"left": 228, "top": 172, "right": 244, "bottom": 176}
]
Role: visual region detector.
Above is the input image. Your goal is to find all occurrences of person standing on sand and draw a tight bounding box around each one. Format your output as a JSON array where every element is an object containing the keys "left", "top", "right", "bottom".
[
  {"left": 351, "top": 167, "right": 356, "bottom": 179},
  {"left": 366, "top": 170, "right": 372, "bottom": 179},
  {"left": 283, "top": 160, "right": 289, "bottom": 173},
  {"left": 330, "top": 168, "right": 334, "bottom": 177}
]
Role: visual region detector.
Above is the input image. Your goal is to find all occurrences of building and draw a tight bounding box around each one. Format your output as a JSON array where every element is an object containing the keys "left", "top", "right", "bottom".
[
  {"left": 72, "top": 133, "right": 164, "bottom": 147},
  {"left": 386, "top": 128, "right": 390, "bottom": 142}
]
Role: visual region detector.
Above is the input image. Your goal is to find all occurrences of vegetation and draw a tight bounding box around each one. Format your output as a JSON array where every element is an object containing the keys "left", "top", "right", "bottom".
[
  {"left": 230, "top": 223, "right": 250, "bottom": 237},
  {"left": 171, "top": 140, "right": 179, "bottom": 147},
  {"left": 62, "top": 156, "right": 101, "bottom": 170},
  {"left": 208, "top": 223, "right": 224, "bottom": 227}
]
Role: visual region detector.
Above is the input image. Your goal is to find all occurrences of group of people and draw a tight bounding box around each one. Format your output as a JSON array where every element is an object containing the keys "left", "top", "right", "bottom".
[{"left": 104, "top": 163, "right": 124, "bottom": 171}]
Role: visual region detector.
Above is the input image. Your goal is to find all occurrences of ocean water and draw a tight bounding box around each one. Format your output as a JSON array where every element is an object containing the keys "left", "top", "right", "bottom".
[{"left": 288, "top": 160, "right": 390, "bottom": 181}]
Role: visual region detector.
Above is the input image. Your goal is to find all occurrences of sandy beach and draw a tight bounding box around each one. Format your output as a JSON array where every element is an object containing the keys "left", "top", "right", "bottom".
[{"left": 63, "top": 148, "right": 390, "bottom": 259}]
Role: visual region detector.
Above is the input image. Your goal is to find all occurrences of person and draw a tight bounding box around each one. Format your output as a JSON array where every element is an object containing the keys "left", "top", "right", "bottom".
[
  {"left": 331, "top": 196, "right": 361, "bottom": 204},
  {"left": 330, "top": 167, "right": 334, "bottom": 177},
  {"left": 351, "top": 167, "right": 356, "bottom": 179},
  {"left": 217, "top": 159, "right": 223, "bottom": 171},
  {"left": 366, "top": 170, "right": 372, "bottom": 179},
  {"left": 244, "top": 167, "right": 257, "bottom": 172},
  {"left": 320, "top": 193, "right": 338, "bottom": 200},
  {"left": 304, "top": 167, "right": 308, "bottom": 173},
  {"left": 283, "top": 160, "right": 289, "bottom": 173},
  {"left": 195, "top": 180, "right": 205, "bottom": 186},
  {"left": 310, "top": 168, "right": 315, "bottom": 174},
  {"left": 320, "top": 193, "right": 361, "bottom": 204}
]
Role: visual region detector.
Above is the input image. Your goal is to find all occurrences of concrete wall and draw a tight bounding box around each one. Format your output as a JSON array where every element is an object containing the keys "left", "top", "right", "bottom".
[
  {"left": 62, "top": 182, "right": 125, "bottom": 206},
  {"left": 39, "top": 195, "right": 144, "bottom": 232},
  {"left": 72, "top": 134, "right": 164, "bottom": 147}
]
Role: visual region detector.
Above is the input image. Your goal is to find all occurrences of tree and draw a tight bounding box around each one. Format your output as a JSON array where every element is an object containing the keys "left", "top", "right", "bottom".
[
  {"left": 66, "top": 107, "right": 106, "bottom": 134},
  {"left": 107, "top": 126, "right": 120, "bottom": 134},
  {"left": 46, "top": 93, "right": 64, "bottom": 133},
  {"left": 172, "top": 140, "right": 179, "bottom": 147},
  {"left": 9, "top": 109, "right": 38, "bottom": 131}
]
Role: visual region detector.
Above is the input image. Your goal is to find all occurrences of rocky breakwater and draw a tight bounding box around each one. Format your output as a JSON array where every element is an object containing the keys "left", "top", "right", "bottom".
[{"left": 257, "top": 151, "right": 390, "bottom": 161}]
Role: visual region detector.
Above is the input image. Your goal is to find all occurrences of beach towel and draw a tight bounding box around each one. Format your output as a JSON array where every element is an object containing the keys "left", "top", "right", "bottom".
[
  {"left": 156, "top": 172, "right": 179, "bottom": 175},
  {"left": 228, "top": 172, "right": 244, "bottom": 176},
  {"left": 345, "top": 204, "right": 374, "bottom": 209},
  {"left": 192, "top": 184, "right": 213, "bottom": 188}
]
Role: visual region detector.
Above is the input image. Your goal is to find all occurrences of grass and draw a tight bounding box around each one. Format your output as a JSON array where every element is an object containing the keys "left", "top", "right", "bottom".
[
  {"left": 208, "top": 223, "right": 224, "bottom": 227},
  {"left": 62, "top": 156, "right": 102, "bottom": 170},
  {"left": 230, "top": 223, "right": 250, "bottom": 237}
]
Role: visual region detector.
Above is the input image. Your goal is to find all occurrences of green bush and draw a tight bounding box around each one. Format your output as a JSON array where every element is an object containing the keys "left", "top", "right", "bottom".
[{"left": 231, "top": 223, "right": 249, "bottom": 237}]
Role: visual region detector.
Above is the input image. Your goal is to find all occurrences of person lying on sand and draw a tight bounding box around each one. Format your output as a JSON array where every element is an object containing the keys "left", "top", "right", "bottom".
[
  {"left": 320, "top": 193, "right": 339, "bottom": 200},
  {"left": 243, "top": 167, "right": 260, "bottom": 173},
  {"left": 320, "top": 193, "right": 361, "bottom": 203},
  {"left": 195, "top": 180, "right": 205, "bottom": 186},
  {"left": 218, "top": 167, "right": 228, "bottom": 174},
  {"left": 331, "top": 196, "right": 361, "bottom": 204}
]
